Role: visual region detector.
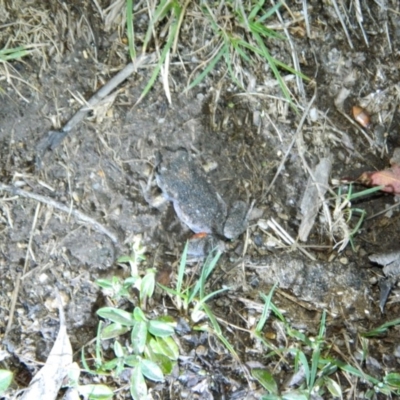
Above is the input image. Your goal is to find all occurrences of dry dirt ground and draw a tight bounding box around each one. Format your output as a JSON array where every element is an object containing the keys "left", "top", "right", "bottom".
[{"left": 1, "top": 1, "right": 400, "bottom": 399}]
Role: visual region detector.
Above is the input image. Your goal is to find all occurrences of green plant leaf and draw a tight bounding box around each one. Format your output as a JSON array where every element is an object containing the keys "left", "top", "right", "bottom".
[
  {"left": 117, "top": 255, "right": 135, "bottom": 263},
  {"left": 125, "top": 355, "right": 140, "bottom": 368},
  {"left": 252, "top": 368, "right": 278, "bottom": 394},
  {"left": 149, "top": 351, "right": 175, "bottom": 374},
  {"left": 133, "top": 307, "right": 148, "bottom": 322},
  {"left": 148, "top": 320, "right": 175, "bottom": 337},
  {"left": 0, "top": 370, "right": 13, "bottom": 394},
  {"left": 101, "top": 323, "right": 130, "bottom": 340},
  {"left": 385, "top": 372, "right": 400, "bottom": 388},
  {"left": 156, "top": 336, "right": 179, "bottom": 360},
  {"left": 187, "top": 43, "right": 227, "bottom": 91},
  {"left": 282, "top": 392, "right": 309, "bottom": 400},
  {"left": 96, "top": 278, "right": 116, "bottom": 290},
  {"left": 131, "top": 320, "right": 148, "bottom": 354},
  {"left": 324, "top": 376, "right": 342, "bottom": 397},
  {"left": 102, "top": 357, "right": 121, "bottom": 372},
  {"left": 97, "top": 307, "right": 135, "bottom": 326},
  {"left": 140, "top": 270, "right": 155, "bottom": 302},
  {"left": 113, "top": 340, "right": 124, "bottom": 358},
  {"left": 324, "top": 358, "right": 380, "bottom": 385},
  {"left": 140, "top": 358, "right": 164, "bottom": 382},
  {"left": 77, "top": 384, "right": 114, "bottom": 400},
  {"left": 261, "top": 395, "right": 281, "bottom": 400},
  {"left": 81, "top": 347, "right": 98, "bottom": 376},
  {"left": 130, "top": 364, "right": 147, "bottom": 400}
]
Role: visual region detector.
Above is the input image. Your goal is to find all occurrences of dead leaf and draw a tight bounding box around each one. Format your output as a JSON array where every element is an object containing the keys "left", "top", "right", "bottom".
[
  {"left": 357, "top": 165, "right": 400, "bottom": 194},
  {"left": 299, "top": 158, "right": 332, "bottom": 242},
  {"left": 20, "top": 291, "right": 72, "bottom": 400}
]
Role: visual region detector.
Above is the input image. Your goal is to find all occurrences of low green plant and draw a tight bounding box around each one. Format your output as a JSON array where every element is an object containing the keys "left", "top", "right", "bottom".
[
  {"left": 250, "top": 288, "right": 400, "bottom": 399},
  {"left": 159, "top": 243, "right": 239, "bottom": 359},
  {"left": 82, "top": 237, "right": 179, "bottom": 400},
  {"left": 97, "top": 236, "right": 150, "bottom": 305}
]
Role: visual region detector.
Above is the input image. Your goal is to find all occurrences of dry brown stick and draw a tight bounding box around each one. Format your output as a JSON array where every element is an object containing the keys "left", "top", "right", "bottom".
[
  {"left": 22, "top": 202, "right": 41, "bottom": 275},
  {"left": 36, "top": 52, "right": 156, "bottom": 158},
  {"left": 5, "top": 272, "right": 21, "bottom": 337},
  {"left": 0, "top": 183, "right": 119, "bottom": 243},
  {"left": 6, "top": 205, "right": 40, "bottom": 336}
]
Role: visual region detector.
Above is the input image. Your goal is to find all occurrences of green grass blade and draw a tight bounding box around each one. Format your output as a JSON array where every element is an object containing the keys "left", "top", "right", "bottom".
[
  {"left": 176, "top": 242, "right": 189, "bottom": 295},
  {"left": 248, "top": 0, "right": 268, "bottom": 21},
  {"left": 126, "top": 0, "right": 136, "bottom": 60},
  {"left": 252, "top": 31, "right": 293, "bottom": 108},
  {"left": 309, "top": 346, "right": 320, "bottom": 391},
  {"left": 248, "top": 21, "right": 284, "bottom": 40},
  {"left": 323, "top": 358, "right": 381, "bottom": 385},
  {"left": 142, "top": 0, "right": 171, "bottom": 52},
  {"left": 257, "top": 2, "right": 282, "bottom": 23},
  {"left": 223, "top": 49, "right": 245, "bottom": 90},
  {"left": 0, "top": 46, "right": 30, "bottom": 61},
  {"left": 361, "top": 318, "right": 400, "bottom": 337},
  {"left": 347, "top": 185, "right": 385, "bottom": 200},
  {"left": 137, "top": 9, "right": 178, "bottom": 104},
  {"left": 187, "top": 43, "right": 227, "bottom": 91},
  {"left": 201, "top": 303, "right": 240, "bottom": 360},
  {"left": 188, "top": 249, "right": 222, "bottom": 303},
  {"left": 256, "top": 285, "right": 278, "bottom": 332},
  {"left": 273, "top": 58, "right": 310, "bottom": 80}
]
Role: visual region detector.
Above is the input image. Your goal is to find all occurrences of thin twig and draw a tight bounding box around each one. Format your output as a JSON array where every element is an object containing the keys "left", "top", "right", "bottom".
[
  {"left": 6, "top": 205, "right": 40, "bottom": 335},
  {"left": 332, "top": 0, "right": 353, "bottom": 49},
  {"left": 0, "top": 183, "right": 119, "bottom": 243},
  {"left": 266, "top": 218, "right": 316, "bottom": 261},
  {"left": 273, "top": 0, "right": 305, "bottom": 99},
  {"left": 23, "top": 203, "right": 40, "bottom": 275},
  {"left": 264, "top": 91, "right": 316, "bottom": 197},
  {"left": 302, "top": 0, "right": 311, "bottom": 38},
  {"left": 5, "top": 273, "right": 21, "bottom": 337},
  {"left": 36, "top": 53, "right": 156, "bottom": 160}
]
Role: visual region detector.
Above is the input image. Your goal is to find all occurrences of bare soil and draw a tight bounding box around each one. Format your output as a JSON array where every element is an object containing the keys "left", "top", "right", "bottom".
[{"left": 1, "top": 1, "right": 400, "bottom": 399}]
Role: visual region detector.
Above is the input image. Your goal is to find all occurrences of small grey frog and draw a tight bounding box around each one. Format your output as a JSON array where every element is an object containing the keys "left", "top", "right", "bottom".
[{"left": 155, "top": 148, "right": 248, "bottom": 239}]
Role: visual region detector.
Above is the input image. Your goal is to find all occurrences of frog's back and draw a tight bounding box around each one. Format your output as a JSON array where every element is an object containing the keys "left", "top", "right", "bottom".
[{"left": 156, "top": 149, "right": 227, "bottom": 236}]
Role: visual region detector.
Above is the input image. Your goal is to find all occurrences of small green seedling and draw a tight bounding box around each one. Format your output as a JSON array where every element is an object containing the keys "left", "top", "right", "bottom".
[
  {"left": 83, "top": 237, "right": 179, "bottom": 400},
  {"left": 159, "top": 243, "right": 240, "bottom": 360},
  {"left": 97, "top": 236, "right": 153, "bottom": 307}
]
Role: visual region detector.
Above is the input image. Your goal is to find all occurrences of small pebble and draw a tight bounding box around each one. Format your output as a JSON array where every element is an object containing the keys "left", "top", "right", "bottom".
[{"left": 195, "top": 345, "right": 208, "bottom": 356}]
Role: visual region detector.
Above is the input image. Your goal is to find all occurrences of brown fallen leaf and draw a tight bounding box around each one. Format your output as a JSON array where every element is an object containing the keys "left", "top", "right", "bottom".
[{"left": 358, "top": 165, "right": 400, "bottom": 194}]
